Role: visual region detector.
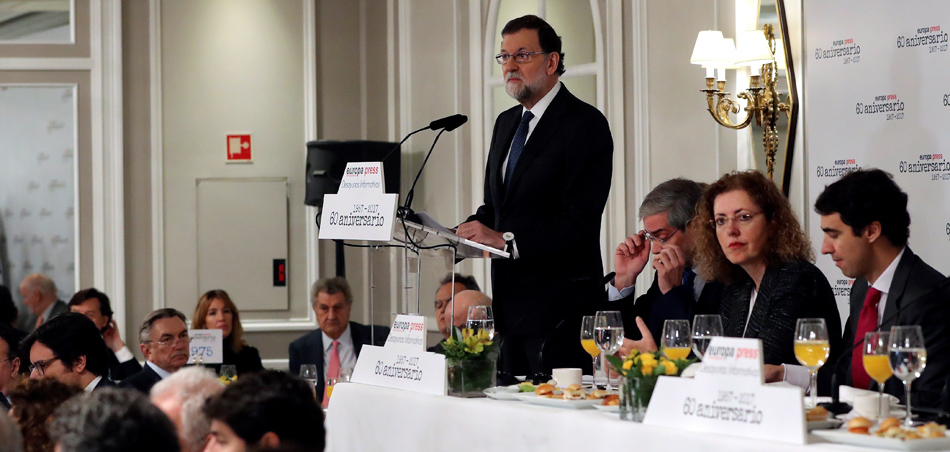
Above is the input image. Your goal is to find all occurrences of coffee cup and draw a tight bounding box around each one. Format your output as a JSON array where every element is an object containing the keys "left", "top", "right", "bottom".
[{"left": 552, "top": 368, "right": 582, "bottom": 388}]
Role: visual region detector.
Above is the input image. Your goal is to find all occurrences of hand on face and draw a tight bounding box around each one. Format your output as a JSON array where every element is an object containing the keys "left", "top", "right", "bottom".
[
  {"left": 654, "top": 245, "right": 687, "bottom": 294},
  {"left": 613, "top": 231, "right": 650, "bottom": 289}
]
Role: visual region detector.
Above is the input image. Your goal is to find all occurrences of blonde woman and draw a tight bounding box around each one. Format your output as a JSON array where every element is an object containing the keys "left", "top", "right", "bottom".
[{"left": 192, "top": 290, "right": 263, "bottom": 375}]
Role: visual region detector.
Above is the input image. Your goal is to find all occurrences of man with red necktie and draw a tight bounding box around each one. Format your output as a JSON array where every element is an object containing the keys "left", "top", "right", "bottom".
[{"left": 816, "top": 169, "right": 949, "bottom": 409}]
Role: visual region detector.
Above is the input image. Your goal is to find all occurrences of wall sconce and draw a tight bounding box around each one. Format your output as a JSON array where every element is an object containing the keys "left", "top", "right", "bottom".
[{"left": 691, "top": 25, "right": 792, "bottom": 180}]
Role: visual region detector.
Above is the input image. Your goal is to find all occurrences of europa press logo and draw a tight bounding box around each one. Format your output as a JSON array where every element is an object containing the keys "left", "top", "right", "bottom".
[
  {"left": 900, "top": 153, "right": 950, "bottom": 181},
  {"left": 855, "top": 94, "right": 904, "bottom": 121},
  {"left": 816, "top": 158, "right": 860, "bottom": 178},
  {"left": 897, "top": 25, "right": 948, "bottom": 53},
  {"left": 815, "top": 38, "right": 861, "bottom": 64},
  {"left": 832, "top": 279, "right": 854, "bottom": 299}
]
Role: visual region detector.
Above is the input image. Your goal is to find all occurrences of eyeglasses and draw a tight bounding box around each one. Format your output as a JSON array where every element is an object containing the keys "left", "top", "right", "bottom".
[
  {"left": 495, "top": 51, "right": 546, "bottom": 64},
  {"left": 710, "top": 212, "right": 763, "bottom": 229},
  {"left": 644, "top": 228, "right": 680, "bottom": 245},
  {"left": 146, "top": 330, "right": 191, "bottom": 347},
  {"left": 29, "top": 357, "right": 59, "bottom": 375}
]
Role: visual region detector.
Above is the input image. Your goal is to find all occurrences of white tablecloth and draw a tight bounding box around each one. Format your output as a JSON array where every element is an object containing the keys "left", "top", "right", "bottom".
[{"left": 323, "top": 383, "right": 910, "bottom": 452}]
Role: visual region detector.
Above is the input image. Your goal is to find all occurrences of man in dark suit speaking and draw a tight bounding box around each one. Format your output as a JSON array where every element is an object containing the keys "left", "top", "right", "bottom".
[
  {"left": 816, "top": 169, "right": 949, "bottom": 408},
  {"left": 289, "top": 277, "right": 388, "bottom": 406},
  {"left": 456, "top": 15, "right": 613, "bottom": 376}
]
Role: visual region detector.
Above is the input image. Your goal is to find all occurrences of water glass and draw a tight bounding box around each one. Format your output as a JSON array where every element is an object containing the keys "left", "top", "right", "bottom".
[
  {"left": 594, "top": 311, "right": 624, "bottom": 392},
  {"left": 691, "top": 314, "right": 723, "bottom": 360},
  {"left": 467, "top": 305, "right": 495, "bottom": 340},
  {"left": 218, "top": 364, "right": 237, "bottom": 380},
  {"left": 299, "top": 364, "right": 319, "bottom": 398},
  {"left": 889, "top": 325, "right": 927, "bottom": 427}
]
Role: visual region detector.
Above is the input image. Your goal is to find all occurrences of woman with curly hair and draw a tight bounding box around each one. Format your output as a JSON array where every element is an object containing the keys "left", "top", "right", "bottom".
[
  {"left": 689, "top": 170, "right": 842, "bottom": 395},
  {"left": 191, "top": 290, "right": 263, "bottom": 376},
  {"left": 7, "top": 377, "right": 82, "bottom": 452}
]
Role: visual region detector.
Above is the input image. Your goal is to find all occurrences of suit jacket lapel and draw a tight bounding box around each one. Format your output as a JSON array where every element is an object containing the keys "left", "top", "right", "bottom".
[
  {"left": 313, "top": 330, "right": 325, "bottom": 378},
  {"left": 490, "top": 109, "right": 521, "bottom": 209},
  {"left": 351, "top": 322, "right": 366, "bottom": 356},
  {"left": 502, "top": 87, "right": 570, "bottom": 204},
  {"left": 882, "top": 249, "right": 915, "bottom": 329}
]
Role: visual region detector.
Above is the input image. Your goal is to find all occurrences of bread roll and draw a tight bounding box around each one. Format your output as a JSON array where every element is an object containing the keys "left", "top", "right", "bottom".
[
  {"left": 535, "top": 384, "right": 556, "bottom": 397},
  {"left": 847, "top": 416, "right": 872, "bottom": 435}
]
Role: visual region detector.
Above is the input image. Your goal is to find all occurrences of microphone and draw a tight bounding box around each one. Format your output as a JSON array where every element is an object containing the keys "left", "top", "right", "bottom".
[
  {"left": 429, "top": 114, "right": 468, "bottom": 132},
  {"left": 821, "top": 276, "right": 950, "bottom": 415}
]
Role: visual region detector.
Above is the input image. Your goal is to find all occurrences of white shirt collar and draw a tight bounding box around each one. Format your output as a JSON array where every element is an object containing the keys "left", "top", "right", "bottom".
[
  {"left": 522, "top": 81, "right": 561, "bottom": 120},
  {"left": 83, "top": 375, "right": 102, "bottom": 392},
  {"left": 871, "top": 247, "right": 905, "bottom": 294},
  {"left": 146, "top": 360, "right": 173, "bottom": 379},
  {"left": 322, "top": 323, "right": 353, "bottom": 352},
  {"left": 39, "top": 300, "right": 57, "bottom": 322}
]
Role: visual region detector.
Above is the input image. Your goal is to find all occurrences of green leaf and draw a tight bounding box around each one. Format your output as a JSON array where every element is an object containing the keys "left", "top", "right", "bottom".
[
  {"left": 605, "top": 355, "right": 625, "bottom": 374},
  {"left": 451, "top": 326, "right": 463, "bottom": 342}
]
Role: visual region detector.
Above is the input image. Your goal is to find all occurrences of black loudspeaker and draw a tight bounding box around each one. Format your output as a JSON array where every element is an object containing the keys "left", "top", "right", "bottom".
[{"left": 305, "top": 140, "right": 400, "bottom": 207}]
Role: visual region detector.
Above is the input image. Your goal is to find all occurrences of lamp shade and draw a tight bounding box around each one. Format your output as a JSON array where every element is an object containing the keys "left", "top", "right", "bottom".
[
  {"left": 690, "top": 30, "right": 726, "bottom": 66},
  {"left": 734, "top": 30, "right": 773, "bottom": 66},
  {"left": 774, "top": 38, "right": 787, "bottom": 71},
  {"left": 719, "top": 38, "right": 738, "bottom": 68}
]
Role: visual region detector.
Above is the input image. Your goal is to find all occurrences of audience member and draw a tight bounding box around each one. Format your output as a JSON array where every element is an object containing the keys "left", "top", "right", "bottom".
[
  {"left": 7, "top": 377, "right": 82, "bottom": 452},
  {"left": 0, "top": 408, "right": 23, "bottom": 452},
  {"left": 289, "top": 277, "right": 388, "bottom": 406},
  {"left": 607, "top": 178, "right": 724, "bottom": 356},
  {"left": 191, "top": 290, "right": 263, "bottom": 375},
  {"left": 689, "top": 170, "right": 842, "bottom": 394},
  {"left": 18, "top": 274, "right": 67, "bottom": 332},
  {"left": 0, "top": 324, "right": 22, "bottom": 409},
  {"left": 0, "top": 285, "right": 24, "bottom": 331},
  {"left": 816, "top": 168, "right": 950, "bottom": 407},
  {"left": 20, "top": 313, "right": 115, "bottom": 391},
  {"left": 50, "top": 388, "right": 181, "bottom": 452},
  {"left": 68, "top": 288, "right": 142, "bottom": 381},
  {"left": 441, "top": 290, "right": 492, "bottom": 333},
  {"left": 150, "top": 366, "right": 224, "bottom": 452},
  {"left": 121, "top": 308, "right": 190, "bottom": 394},
  {"left": 203, "top": 370, "right": 325, "bottom": 452},
  {"left": 433, "top": 273, "right": 480, "bottom": 343}
]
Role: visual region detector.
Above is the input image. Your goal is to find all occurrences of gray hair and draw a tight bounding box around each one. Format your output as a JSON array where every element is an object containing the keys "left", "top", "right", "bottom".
[
  {"left": 311, "top": 277, "right": 353, "bottom": 305},
  {"left": 438, "top": 273, "right": 480, "bottom": 292},
  {"left": 139, "top": 308, "right": 187, "bottom": 344},
  {"left": 22, "top": 273, "right": 57, "bottom": 297},
  {"left": 151, "top": 367, "right": 224, "bottom": 452},
  {"left": 638, "top": 178, "right": 706, "bottom": 230},
  {"left": 50, "top": 388, "right": 181, "bottom": 452},
  {"left": 0, "top": 409, "right": 22, "bottom": 452}
]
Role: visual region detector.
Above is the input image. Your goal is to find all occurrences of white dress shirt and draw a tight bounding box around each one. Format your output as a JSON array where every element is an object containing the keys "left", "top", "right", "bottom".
[
  {"left": 146, "top": 360, "right": 172, "bottom": 379},
  {"left": 84, "top": 375, "right": 102, "bottom": 392},
  {"left": 323, "top": 324, "right": 357, "bottom": 376}
]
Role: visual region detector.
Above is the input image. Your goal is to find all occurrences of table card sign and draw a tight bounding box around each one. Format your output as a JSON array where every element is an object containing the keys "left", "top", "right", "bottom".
[
  {"left": 643, "top": 337, "right": 806, "bottom": 445},
  {"left": 351, "top": 315, "right": 446, "bottom": 396},
  {"left": 187, "top": 329, "right": 223, "bottom": 364},
  {"left": 319, "top": 161, "right": 399, "bottom": 241}
]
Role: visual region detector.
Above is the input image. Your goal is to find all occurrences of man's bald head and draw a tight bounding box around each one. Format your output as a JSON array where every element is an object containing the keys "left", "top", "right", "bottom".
[
  {"left": 442, "top": 290, "right": 492, "bottom": 332},
  {"left": 19, "top": 274, "right": 58, "bottom": 316}
]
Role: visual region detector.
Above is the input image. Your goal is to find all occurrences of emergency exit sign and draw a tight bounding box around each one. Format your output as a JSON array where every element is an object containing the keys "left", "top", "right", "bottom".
[{"left": 226, "top": 134, "right": 252, "bottom": 162}]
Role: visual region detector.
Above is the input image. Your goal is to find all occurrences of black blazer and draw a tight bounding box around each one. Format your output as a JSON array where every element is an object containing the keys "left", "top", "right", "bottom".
[
  {"left": 720, "top": 261, "right": 843, "bottom": 395},
  {"left": 208, "top": 336, "right": 264, "bottom": 376},
  {"left": 118, "top": 363, "right": 164, "bottom": 394},
  {"left": 836, "top": 248, "right": 948, "bottom": 407},
  {"left": 106, "top": 349, "right": 143, "bottom": 382},
  {"left": 91, "top": 376, "right": 117, "bottom": 391},
  {"left": 288, "top": 321, "right": 389, "bottom": 404},
  {"left": 617, "top": 272, "right": 724, "bottom": 343},
  {"left": 18, "top": 300, "right": 68, "bottom": 332},
  {"left": 467, "top": 84, "right": 613, "bottom": 337}
]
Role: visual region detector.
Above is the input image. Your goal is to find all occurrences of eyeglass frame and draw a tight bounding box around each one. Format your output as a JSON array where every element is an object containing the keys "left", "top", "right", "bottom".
[
  {"left": 495, "top": 51, "right": 547, "bottom": 65},
  {"left": 29, "top": 356, "right": 60, "bottom": 375},
  {"left": 644, "top": 228, "right": 681, "bottom": 245},
  {"left": 143, "top": 330, "right": 191, "bottom": 347},
  {"left": 709, "top": 211, "right": 764, "bottom": 229}
]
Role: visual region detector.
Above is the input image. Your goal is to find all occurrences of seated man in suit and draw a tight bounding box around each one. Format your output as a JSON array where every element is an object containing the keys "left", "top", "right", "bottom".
[
  {"left": 289, "top": 277, "right": 388, "bottom": 406},
  {"left": 441, "top": 290, "right": 492, "bottom": 334},
  {"left": 0, "top": 324, "right": 21, "bottom": 409},
  {"left": 20, "top": 312, "right": 115, "bottom": 391},
  {"left": 121, "top": 308, "right": 191, "bottom": 394},
  {"left": 816, "top": 168, "right": 949, "bottom": 408},
  {"left": 68, "top": 288, "right": 142, "bottom": 381},
  {"left": 608, "top": 178, "right": 724, "bottom": 356},
  {"left": 18, "top": 273, "right": 68, "bottom": 332},
  {"left": 430, "top": 273, "right": 480, "bottom": 352},
  {"left": 203, "top": 370, "right": 324, "bottom": 452}
]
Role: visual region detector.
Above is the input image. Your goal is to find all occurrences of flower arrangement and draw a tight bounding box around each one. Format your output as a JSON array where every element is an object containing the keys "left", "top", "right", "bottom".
[
  {"left": 440, "top": 327, "right": 497, "bottom": 361},
  {"left": 438, "top": 327, "right": 498, "bottom": 397},
  {"left": 606, "top": 350, "right": 694, "bottom": 420},
  {"left": 217, "top": 375, "right": 237, "bottom": 385}
]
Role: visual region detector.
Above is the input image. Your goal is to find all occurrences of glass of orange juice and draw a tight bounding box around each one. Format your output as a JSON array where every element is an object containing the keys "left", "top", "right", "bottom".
[
  {"left": 794, "top": 318, "right": 830, "bottom": 409},
  {"left": 864, "top": 331, "right": 892, "bottom": 418},
  {"left": 662, "top": 319, "right": 692, "bottom": 360},
  {"left": 580, "top": 315, "right": 602, "bottom": 389}
]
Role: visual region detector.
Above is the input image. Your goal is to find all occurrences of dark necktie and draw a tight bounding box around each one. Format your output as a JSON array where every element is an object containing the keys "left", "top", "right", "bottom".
[
  {"left": 682, "top": 268, "right": 696, "bottom": 292},
  {"left": 852, "top": 286, "right": 882, "bottom": 390},
  {"left": 504, "top": 110, "right": 534, "bottom": 191}
]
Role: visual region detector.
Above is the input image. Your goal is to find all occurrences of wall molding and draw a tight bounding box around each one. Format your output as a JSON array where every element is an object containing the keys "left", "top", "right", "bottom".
[
  {"left": 604, "top": 0, "right": 626, "bottom": 270},
  {"left": 630, "top": 0, "right": 654, "bottom": 297},
  {"left": 148, "top": 0, "right": 164, "bottom": 311}
]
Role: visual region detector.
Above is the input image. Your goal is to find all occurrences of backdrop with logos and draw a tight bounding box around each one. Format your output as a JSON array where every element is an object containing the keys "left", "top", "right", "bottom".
[{"left": 804, "top": 0, "right": 950, "bottom": 324}]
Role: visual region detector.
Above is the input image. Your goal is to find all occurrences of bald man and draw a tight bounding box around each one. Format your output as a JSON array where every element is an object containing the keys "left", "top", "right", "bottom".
[
  {"left": 430, "top": 290, "right": 492, "bottom": 353},
  {"left": 18, "top": 274, "right": 68, "bottom": 332}
]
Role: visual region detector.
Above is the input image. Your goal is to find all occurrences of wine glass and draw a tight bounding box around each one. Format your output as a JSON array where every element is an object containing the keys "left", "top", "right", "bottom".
[
  {"left": 466, "top": 305, "right": 495, "bottom": 340},
  {"left": 864, "top": 331, "right": 893, "bottom": 419},
  {"left": 594, "top": 311, "right": 624, "bottom": 393},
  {"left": 662, "top": 319, "right": 692, "bottom": 360},
  {"left": 889, "top": 325, "right": 927, "bottom": 427},
  {"left": 580, "top": 315, "right": 602, "bottom": 389},
  {"left": 691, "top": 314, "right": 723, "bottom": 360},
  {"left": 299, "top": 364, "right": 319, "bottom": 398},
  {"left": 218, "top": 364, "right": 237, "bottom": 381},
  {"left": 794, "top": 318, "right": 830, "bottom": 409}
]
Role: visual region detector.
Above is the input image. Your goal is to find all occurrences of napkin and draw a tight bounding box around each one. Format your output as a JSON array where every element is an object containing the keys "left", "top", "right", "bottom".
[{"left": 838, "top": 385, "right": 899, "bottom": 405}]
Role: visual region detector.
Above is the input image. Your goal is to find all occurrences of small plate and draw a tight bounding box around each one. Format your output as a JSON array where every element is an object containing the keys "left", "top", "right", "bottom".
[
  {"left": 592, "top": 404, "right": 620, "bottom": 413},
  {"left": 807, "top": 419, "right": 843, "bottom": 431},
  {"left": 483, "top": 387, "right": 521, "bottom": 401},
  {"left": 812, "top": 430, "right": 950, "bottom": 451},
  {"left": 514, "top": 393, "right": 595, "bottom": 409}
]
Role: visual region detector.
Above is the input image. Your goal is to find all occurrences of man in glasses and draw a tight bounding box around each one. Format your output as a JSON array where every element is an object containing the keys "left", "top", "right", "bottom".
[
  {"left": 20, "top": 312, "right": 116, "bottom": 391},
  {"left": 121, "top": 308, "right": 191, "bottom": 394},
  {"left": 431, "top": 273, "right": 480, "bottom": 350},
  {"left": 456, "top": 14, "right": 613, "bottom": 376},
  {"left": 609, "top": 178, "right": 724, "bottom": 355},
  {"left": 0, "top": 324, "right": 22, "bottom": 408}
]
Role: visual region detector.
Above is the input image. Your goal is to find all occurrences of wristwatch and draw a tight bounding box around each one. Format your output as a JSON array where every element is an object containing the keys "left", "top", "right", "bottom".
[{"left": 502, "top": 232, "right": 515, "bottom": 254}]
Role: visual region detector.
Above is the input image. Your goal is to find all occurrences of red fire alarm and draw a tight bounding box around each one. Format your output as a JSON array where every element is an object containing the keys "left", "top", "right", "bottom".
[{"left": 226, "top": 134, "right": 252, "bottom": 162}]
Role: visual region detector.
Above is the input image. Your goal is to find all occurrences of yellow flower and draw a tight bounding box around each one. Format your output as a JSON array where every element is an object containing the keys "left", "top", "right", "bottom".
[
  {"left": 626, "top": 349, "right": 639, "bottom": 360},
  {"left": 623, "top": 360, "right": 634, "bottom": 370},
  {"left": 661, "top": 360, "right": 678, "bottom": 375},
  {"left": 476, "top": 329, "right": 491, "bottom": 342},
  {"left": 462, "top": 334, "right": 484, "bottom": 354},
  {"left": 636, "top": 353, "right": 657, "bottom": 366},
  {"left": 642, "top": 364, "right": 655, "bottom": 375}
]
